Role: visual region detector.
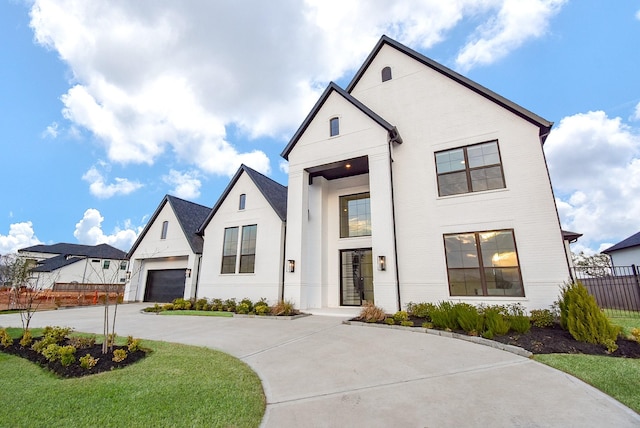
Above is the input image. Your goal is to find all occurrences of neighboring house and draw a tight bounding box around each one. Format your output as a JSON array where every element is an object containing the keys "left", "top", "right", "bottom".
[
  {"left": 602, "top": 231, "right": 640, "bottom": 267},
  {"left": 18, "top": 243, "right": 128, "bottom": 289},
  {"left": 197, "top": 165, "right": 287, "bottom": 302},
  {"left": 281, "top": 35, "right": 570, "bottom": 312},
  {"left": 125, "top": 195, "right": 211, "bottom": 302}
]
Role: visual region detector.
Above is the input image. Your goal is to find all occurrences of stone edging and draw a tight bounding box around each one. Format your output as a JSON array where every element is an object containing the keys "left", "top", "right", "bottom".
[
  {"left": 140, "top": 310, "right": 311, "bottom": 321},
  {"left": 343, "top": 320, "right": 533, "bottom": 358}
]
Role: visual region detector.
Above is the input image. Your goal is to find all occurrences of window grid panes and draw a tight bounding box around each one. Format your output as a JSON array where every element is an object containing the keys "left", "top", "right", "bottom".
[
  {"left": 444, "top": 230, "right": 523, "bottom": 297},
  {"left": 340, "top": 193, "right": 371, "bottom": 238},
  {"left": 221, "top": 227, "right": 239, "bottom": 274},
  {"left": 239, "top": 225, "right": 257, "bottom": 273},
  {"left": 435, "top": 141, "right": 505, "bottom": 196}
]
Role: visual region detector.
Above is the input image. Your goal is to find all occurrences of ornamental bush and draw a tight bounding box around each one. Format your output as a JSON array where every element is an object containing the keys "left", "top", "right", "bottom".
[
  {"left": 358, "top": 302, "right": 385, "bottom": 322},
  {"left": 456, "top": 303, "right": 482, "bottom": 335},
  {"left": 558, "top": 282, "right": 620, "bottom": 352}
]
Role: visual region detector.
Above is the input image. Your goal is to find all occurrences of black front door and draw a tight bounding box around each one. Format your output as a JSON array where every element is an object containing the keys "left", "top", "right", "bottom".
[{"left": 340, "top": 249, "right": 374, "bottom": 306}]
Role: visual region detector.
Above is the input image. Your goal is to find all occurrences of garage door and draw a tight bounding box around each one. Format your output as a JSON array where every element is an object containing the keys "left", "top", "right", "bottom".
[{"left": 144, "top": 269, "right": 186, "bottom": 302}]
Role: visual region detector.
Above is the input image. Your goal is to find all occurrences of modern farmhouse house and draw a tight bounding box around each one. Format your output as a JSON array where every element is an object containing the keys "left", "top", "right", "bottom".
[
  {"left": 124, "top": 36, "right": 570, "bottom": 313},
  {"left": 281, "top": 36, "right": 569, "bottom": 312}
]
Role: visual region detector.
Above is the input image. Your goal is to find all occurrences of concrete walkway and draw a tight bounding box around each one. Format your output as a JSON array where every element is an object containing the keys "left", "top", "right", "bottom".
[{"left": 1, "top": 304, "right": 639, "bottom": 427}]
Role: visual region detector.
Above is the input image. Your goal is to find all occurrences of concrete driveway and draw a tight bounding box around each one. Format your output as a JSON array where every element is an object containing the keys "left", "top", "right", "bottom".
[{"left": 1, "top": 303, "right": 639, "bottom": 427}]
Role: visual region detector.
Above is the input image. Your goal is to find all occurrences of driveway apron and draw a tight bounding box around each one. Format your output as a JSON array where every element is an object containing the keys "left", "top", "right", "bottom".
[{"left": 1, "top": 304, "right": 639, "bottom": 427}]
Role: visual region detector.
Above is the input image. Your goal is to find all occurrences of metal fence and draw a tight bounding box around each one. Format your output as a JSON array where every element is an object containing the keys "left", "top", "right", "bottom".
[{"left": 572, "top": 265, "right": 640, "bottom": 316}]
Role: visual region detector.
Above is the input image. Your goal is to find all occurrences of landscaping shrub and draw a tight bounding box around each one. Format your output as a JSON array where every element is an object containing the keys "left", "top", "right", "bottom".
[
  {"left": 19, "top": 330, "right": 33, "bottom": 347},
  {"left": 429, "top": 301, "right": 459, "bottom": 330},
  {"left": 384, "top": 318, "right": 395, "bottom": 325},
  {"left": 143, "top": 303, "right": 162, "bottom": 313},
  {"left": 392, "top": 310, "right": 409, "bottom": 323},
  {"left": 162, "top": 303, "right": 174, "bottom": 311},
  {"left": 421, "top": 321, "right": 434, "bottom": 329},
  {"left": 194, "top": 298, "right": 209, "bottom": 311},
  {"left": 400, "top": 320, "right": 414, "bottom": 327},
  {"left": 631, "top": 328, "right": 640, "bottom": 343},
  {"left": 236, "top": 302, "right": 251, "bottom": 314},
  {"left": 67, "top": 335, "right": 96, "bottom": 349},
  {"left": 0, "top": 328, "right": 12, "bottom": 347},
  {"left": 530, "top": 309, "right": 555, "bottom": 328},
  {"left": 358, "top": 302, "right": 386, "bottom": 322},
  {"left": 172, "top": 298, "right": 191, "bottom": 310},
  {"left": 223, "top": 298, "right": 237, "bottom": 312},
  {"left": 271, "top": 299, "right": 296, "bottom": 316},
  {"left": 239, "top": 298, "right": 254, "bottom": 313},
  {"left": 456, "top": 303, "right": 482, "bottom": 335},
  {"left": 507, "top": 304, "right": 531, "bottom": 334},
  {"left": 42, "top": 344, "right": 76, "bottom": 365},
  {"left": 79, "top": 353, "right": 99, "bottom": 370},
  {"left": 254, "top": 298, "right": 270, "bottom": 316},
  {"left": 127, "top": 336, "right": 142, "bottom": 352},
  {"left": 558, "top": 282, "right": 620, "bottom": 352},
  {"left": 112, "top": 349, "right": 128, "bottom": 362},
  {"left": 42, "top": 326, "right": 73, "bottom": 343},
  {"left": 482, "top": 306, "right": 510, "bottom": 338},
  {"left": 210, "top": 298, "right": 223, "bottom": 311},
  {"left": 406, "top": 302, "right": 432, "bottom": 319}
]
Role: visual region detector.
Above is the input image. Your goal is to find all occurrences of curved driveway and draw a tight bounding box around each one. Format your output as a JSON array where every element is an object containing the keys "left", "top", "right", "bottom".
[{"left": 1, "top": 304, "right": 639, "bottom": 427}]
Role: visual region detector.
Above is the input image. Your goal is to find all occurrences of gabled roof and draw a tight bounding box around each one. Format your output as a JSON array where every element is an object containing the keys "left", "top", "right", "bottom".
[
  {"left": 127, "top": 195, "right": 211, "bottom": 257},
  {"left": 346, "top": 35, "right": 553, "bottom": 142},
  {"left": 280, "top": 82, "right": 400, "bottom": 160},
  {"left": 198, "top": 164, "right": 287, "bottom": 233},
  {"left": 31, "top": 255, "right": 85, "bottom": 273},
  {"left": 602, "top": 231, "right": 640, "bottom": 254},
  {"left": 19, "top": 243, "right": 126, "bottom": 259}
]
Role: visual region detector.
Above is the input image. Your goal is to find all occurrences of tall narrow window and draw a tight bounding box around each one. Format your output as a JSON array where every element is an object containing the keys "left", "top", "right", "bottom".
[
  {"left": 444, "top": 230, "right": 523, "bottom": 297},
  {"left": 435, "top": 141, "right": 505, "bottom": 196},
  {"left": 120, "top": 261, "right": 127, "bottom": 270},
  {"left": 161, "top": 221, "right": 169, "bottom": 239},
  {"left": 239, "top": 225, "right": 257, "bottom": 273},
  {"left": 102, "top": 260, "right": 110, "bottom": 269},
  {"left": 330, "top": 117, "right": 339, "bottom": 137},
  {"left": 239, "top": 193, "right": 246, "bottom": 210},
  {"left": 221, "top": 227, "right": 239, "bottom": 274},
  {"left": 340, "top": 192, "right": 371, "bottom": 238},
  {"left": 381, "top": 66, "right": 392, "bottom": 82}
]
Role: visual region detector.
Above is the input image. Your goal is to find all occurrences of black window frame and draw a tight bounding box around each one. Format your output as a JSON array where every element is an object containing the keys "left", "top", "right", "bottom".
[
  {"left": 443, "top": 229, "right": 524, "bottom": 297},
  {"left": 220, "top": 227, "right": 239, "bottom": 274},
  {"left": 239, "top": 224, "right": 257, "bottom": 273},
  {"left": 239, "top": 193, "right": 246, "bottom": 210},
  {"left": 161, "top": 221, "right": 169, "bottom": 239},
  {"left": 330, "top": 117, "right": 339, "bottom": 137},
  {"left": 381, "top": 66, "right": 392, "bottom": 82},
  {"left": 435, "top": 140, "right": 505, "bottom": 197},
  {"left": 339, "top": 192, "right": 371, "bottom": 238}
]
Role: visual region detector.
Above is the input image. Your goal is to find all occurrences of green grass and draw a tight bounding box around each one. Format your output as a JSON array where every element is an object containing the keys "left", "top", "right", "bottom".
[
  {"left": 158, "top": 310, "right": 234, "bottom": 317},
  {"left": 535, "top": 354, "right": 640, "bottom": 413},
  {"left": 606, "top": 310, "right": 640, "bottom": 337},
  {"left": 0, "top": 328, "right": 265, "bottom": 427}
]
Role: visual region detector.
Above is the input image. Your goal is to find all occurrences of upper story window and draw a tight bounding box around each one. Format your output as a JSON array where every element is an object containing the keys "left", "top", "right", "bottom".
[
  {"left": 239, "top": 225, "right": 257, "bottom": 273},
  {"left": 221, "top": 227, "right": 239, "bottom": 274},
  {"left": 161, "top": 221, "right": 169, "bottom": 239},
  {"left": 444, "top": 229, "right": 523, "bottom": 297},
  {"left": 119, "top": 261, "right": 127, "bottom": 270},
  {"left": 381, "top": 66, "right": 392, "bottom": 82},
  {"left": 102, "top": 260, "right": 110, "bottom": 270},
  {"left": 330, "top": 117, "right": 339, "bottom": 137},
  {"left": 435, "top": 141, "right": 505, "bottom": 197},
  {"left": 239, "top": 193, "right": 246, "bottom": 210},
  {"left": 340, "top": 192, "right": 371, "bottom": 238}
]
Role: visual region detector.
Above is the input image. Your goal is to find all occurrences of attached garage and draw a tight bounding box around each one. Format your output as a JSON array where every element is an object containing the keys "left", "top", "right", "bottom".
[{"left": 144, "top": 269, "right": 186, "bottom": 302}]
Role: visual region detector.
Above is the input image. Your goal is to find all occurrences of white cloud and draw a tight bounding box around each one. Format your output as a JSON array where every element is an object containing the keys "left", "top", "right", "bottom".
[
  {"left": 633, "top": 102, "right": 640, "bottom": 121},
  {"left": 28, "top": 0, "right": 567, "bottom": 177},
  {"left": 0, "top": 222, "right": 43, "bottom": 254},
  {"left": 42, "top": 121, "right": 59, "bottom": 138},
  {"left": 546, "top": 111, "right": 640, "bottom": 251},
  {"left": 74, "top": 208, "right": 140, "bottom": 251},
  {"left": 636, "top": 9, "right": 640, "bottom": 21},
  {"left": 279, "top": 160, "right": 289, "bottom": 175},
  {"left": 163, "top": 170, "right": 202, "bottom": 200},
  {"left": 82, "top": 165, "right": 143, "bottom": 198},
  {"left": 455, "top": 0, "right": 566, "bottom": 71}
]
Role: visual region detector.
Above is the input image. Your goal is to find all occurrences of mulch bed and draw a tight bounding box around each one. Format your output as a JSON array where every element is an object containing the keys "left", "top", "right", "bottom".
[
  {"left": 1, "top": 338, "right": 148, "bottom": 378},
  {"left": 352, "top": 317, "right": 640, "bottom": 358}
]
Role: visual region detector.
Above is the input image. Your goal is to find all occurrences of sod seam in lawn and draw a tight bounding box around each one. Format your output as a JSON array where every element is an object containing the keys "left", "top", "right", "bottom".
[{"left": 0, "top": 329, "right": 265, "bottom": 428}]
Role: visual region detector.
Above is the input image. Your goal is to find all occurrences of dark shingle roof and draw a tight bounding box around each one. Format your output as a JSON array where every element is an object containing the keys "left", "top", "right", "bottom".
[
  {"left": 602, "top": 231, "right": 640, "bottom": 254},
  {"left": 31, "top": 255, "right": 85, "bottom": 272},
  {"left": 281, "top": 82, "right": 398, "bottom": 160},
  {"left": 198, "top": 165, "right": 287, "bottom": 233},
  {"left": 127, "top": 195, "right": 211, "bottom": 257},
  {"left": 345, "top": 35, "right": 553, "bottom": 142},
  {"left": 19, "top": 243, "right": 126, "bottom": 259}
]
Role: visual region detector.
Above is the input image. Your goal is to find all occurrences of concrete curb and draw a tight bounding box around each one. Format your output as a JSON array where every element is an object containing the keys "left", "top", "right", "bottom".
[
  {"left": 343, "top": 320, "right": 533, "bottom": 358},
  {"left": 139, "top": 309, "right": 311, "bottom": 320}
]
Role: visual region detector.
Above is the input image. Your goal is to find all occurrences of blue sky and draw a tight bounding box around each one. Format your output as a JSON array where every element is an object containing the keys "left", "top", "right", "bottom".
[{"left": 1, "top": 0, "right": 639, "bottom": 256}]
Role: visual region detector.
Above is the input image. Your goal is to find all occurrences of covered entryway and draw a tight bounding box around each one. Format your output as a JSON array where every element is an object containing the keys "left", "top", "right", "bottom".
[
  {"left": 340, "top": 249, "right": 374, "bottom": 305},
  {"left": 143, "top": 269, "right": 186, "bottom": 302}
]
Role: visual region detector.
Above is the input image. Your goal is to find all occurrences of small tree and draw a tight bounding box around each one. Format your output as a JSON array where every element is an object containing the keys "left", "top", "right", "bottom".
[{"left": 572, "top": 251, "right": 612, "bottom": 277}]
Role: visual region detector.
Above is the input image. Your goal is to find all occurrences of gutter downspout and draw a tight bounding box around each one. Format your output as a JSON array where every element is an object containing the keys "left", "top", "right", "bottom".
[
  {"left": 193, "top": 254, "right": 203, "bottom": 299},
  {"left": 280, "top": 222, "right": 287, "bottom": 302},
  {"left": 388, "top": 127, "right": 403, "bottom": 311}
]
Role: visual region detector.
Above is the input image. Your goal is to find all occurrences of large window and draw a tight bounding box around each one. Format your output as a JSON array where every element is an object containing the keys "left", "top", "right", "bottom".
[
  {"left": 239, "top": 225, "right": 257, "bottom": 273},
  {"left": 221, "top": 227, "right": 239, "bottom": 274},
  {"left": 435, "top": 141, "right": 505, "bottom": 196},
  {"left": 221, "top": 225, "right": 258, "bottom": 274},
  {"left": 444, "top": 229, "right": 523, "bottom": 297},
  {"left": 340, "top": 192, "right": 371, "bottom": 238}
]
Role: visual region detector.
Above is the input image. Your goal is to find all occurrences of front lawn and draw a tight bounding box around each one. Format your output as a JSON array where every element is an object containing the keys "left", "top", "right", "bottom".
[{"left": 0, "top": 329, "right": 265, "bottom": 427}]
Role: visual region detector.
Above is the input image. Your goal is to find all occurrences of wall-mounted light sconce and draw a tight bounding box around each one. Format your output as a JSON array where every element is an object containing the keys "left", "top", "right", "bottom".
[
  {"left": 125, "top": 271, "right": 131, "bottom": 280},
  {"left": 185, "top": 268, "right": 192, "bottom": 278},
  {"left": 287, "top": 259, "right": 295, "bottom": 273},
  {"left": 377, "top": 256, "right": 386, "bottom": 271}
]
